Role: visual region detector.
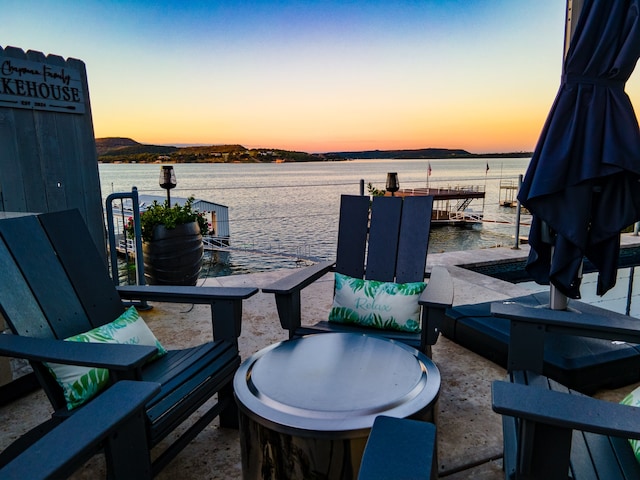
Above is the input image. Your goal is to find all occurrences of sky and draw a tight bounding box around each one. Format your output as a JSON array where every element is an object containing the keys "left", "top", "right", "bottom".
[{"left": 4, "top": 0, "right": 640, "bottom": 154}]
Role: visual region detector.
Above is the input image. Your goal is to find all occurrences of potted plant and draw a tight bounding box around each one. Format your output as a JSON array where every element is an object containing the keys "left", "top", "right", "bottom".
[{"left": 127, "top": 197, "right": 210, "bottom": 286}]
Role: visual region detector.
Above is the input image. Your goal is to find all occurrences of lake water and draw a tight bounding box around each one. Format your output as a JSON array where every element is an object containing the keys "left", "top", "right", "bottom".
[{"left": 99, "top": 157, "right": 532, "bottom": 276}]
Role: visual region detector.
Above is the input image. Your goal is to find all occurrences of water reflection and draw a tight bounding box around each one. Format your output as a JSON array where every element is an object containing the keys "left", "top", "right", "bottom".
[{"left": 103, "top": 159, "right": 531, "bottom": 277}]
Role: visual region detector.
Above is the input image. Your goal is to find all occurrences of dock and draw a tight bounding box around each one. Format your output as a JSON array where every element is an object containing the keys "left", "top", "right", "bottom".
[
  {"left": 498, "top": 179, "right": 519, "bottom": 207},
  {"left": 392, "top": 185, "right": 486, "bottom": 226}
]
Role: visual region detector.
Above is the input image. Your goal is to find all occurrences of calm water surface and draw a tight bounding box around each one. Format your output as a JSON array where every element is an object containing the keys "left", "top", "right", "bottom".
[{"left": 99, "top": 158, "right": 531, "bottom": 276}]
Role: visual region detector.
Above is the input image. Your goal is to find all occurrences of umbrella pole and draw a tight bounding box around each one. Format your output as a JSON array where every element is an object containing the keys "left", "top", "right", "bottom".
[
  {"left": 564, "top": 0, "right": 584, "bottom": 58},
  {"left": 550, "top": 286, "right": 568, "bottom": 310},
  {"left": 548, "top": 0, "right": 585, "bottom": 311},
  {"left": 549, "top": 246, "right": 569, "bottom": 310}
]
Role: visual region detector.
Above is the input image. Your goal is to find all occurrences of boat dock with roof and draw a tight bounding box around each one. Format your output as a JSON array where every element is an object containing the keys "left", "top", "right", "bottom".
[
  {"left": 112, "top": 194, "right": 231, "bottom": 258},
  {"left": 498, "top": 179, "right": 519, "bottom": 207},
  {"left": 392, "top": 185, "right": 486, "bottom": 226}
]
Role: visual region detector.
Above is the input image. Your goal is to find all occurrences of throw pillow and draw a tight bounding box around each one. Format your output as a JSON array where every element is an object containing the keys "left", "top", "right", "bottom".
[
  {"left": 45, "top": 306, "right": 166, "bottom": 410},
  {"left": 328, "top": 272, "right": 426, "bottom": 333},
  {"left": 620, "top": 385, "right": 640, "bottom": 462}
]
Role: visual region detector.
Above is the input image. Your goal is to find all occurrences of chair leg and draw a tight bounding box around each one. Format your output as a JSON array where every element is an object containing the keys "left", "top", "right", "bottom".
[
  {"left": 274, "top": 292, "right": 302, "bottom": 335},
  {"left": 219, "top": 383, "right": 239, "bottom": 429},
  {"left": 104, "top": 411, "right": 152, "bottom": 479}
]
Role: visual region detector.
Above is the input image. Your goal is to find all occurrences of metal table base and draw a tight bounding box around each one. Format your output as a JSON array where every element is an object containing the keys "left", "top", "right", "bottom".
[{"left": 234, "top": 333, "right": 441, "bottom": 479}]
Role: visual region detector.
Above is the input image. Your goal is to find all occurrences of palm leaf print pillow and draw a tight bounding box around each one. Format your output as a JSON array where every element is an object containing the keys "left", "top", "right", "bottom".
[
  {"left": 620, "top": 386, "right": 640, "bottom": 462},
  {"left": 45, "top": 306, "right": 166, "bottom": 410},
  {"left": 328, "top": 272, "right": 426, "bottom": 332}
]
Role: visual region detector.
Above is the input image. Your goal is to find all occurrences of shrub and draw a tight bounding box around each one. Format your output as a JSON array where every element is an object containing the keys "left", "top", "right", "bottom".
[{"left": 126, "top": 197, "right": 210, "bottom": 242}]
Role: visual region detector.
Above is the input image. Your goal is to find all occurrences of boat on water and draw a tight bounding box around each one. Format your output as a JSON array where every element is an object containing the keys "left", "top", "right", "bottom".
[{"left": 389, "top": 185, "right": 485, "bottom": 226}]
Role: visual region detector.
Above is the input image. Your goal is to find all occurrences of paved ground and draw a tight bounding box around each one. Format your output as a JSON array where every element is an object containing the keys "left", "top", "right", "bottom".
[{"left": 1, "top": 239, "right": 639, "bottom": 478}]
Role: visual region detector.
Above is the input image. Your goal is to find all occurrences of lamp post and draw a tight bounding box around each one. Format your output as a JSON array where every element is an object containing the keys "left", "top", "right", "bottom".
[
  {"left": 159, "top": 165, "right": 177, "bottom": 205},
  {"left": 386, "top": 172, "right": 399, "bottom": 196}
]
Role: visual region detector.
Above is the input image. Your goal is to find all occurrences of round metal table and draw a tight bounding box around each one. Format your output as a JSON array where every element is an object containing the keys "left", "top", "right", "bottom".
[{"left": 234, "top": 332, "right": 441, "bottom": 479}]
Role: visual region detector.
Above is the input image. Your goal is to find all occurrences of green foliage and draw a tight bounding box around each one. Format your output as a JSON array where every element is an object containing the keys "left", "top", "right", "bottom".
[
  {"left": 99, "top": 145, "right": 177, "bottom": 156},
  {"left": 97, "top": 141, "right": 322, "bottom": 164},
  {"left": 367, "top": 182, "right": 386, "bottom": 197},
  {"left": 126, "top": 197, "right": 210, "bottom": 242}
]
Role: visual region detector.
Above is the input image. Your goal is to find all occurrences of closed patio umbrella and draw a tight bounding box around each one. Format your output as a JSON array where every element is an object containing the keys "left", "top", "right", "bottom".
[{"left": 519, "top": 0, "right": 640, "bottom": 303}]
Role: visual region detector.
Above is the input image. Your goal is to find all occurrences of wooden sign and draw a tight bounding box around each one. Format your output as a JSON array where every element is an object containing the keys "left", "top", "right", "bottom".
[
  {"left": 0, "top": 56, "right": 85, "bottom": 114},
  {"left": 0, "top": 46, "right": 104, "bottom": 261}
]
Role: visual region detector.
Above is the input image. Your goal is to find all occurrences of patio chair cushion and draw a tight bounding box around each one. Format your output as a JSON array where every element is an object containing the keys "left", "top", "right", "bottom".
[
  {"left": 621, "top": 384, "right": 640, "bottom": 463},
  {"left": 46, "top": 307, "right": 166, "bottom": 410},
  {"left": 328, "top": 272, "right": 426, "bottom": 333}
]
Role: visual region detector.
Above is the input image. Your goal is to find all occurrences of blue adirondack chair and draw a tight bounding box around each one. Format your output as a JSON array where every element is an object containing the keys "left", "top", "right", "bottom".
[
  {"left": 263, "top": 194, "right": 453, "bottom": 356},
  {"left": 491, "top": 301, "right": 640, "bottom": 479},
  {"left": 0, "top": 209, "right": 257, "bottom": 476}
]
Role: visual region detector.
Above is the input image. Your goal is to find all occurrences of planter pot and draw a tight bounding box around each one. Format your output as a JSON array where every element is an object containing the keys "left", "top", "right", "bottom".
[{"left": 143, "top": 222, "right": 204, "bottom": 286}]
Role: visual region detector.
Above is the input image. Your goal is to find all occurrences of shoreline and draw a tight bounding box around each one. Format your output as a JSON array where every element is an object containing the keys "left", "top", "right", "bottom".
[{"left": 96, "top": 137, "right": 533, "bottom": 164}]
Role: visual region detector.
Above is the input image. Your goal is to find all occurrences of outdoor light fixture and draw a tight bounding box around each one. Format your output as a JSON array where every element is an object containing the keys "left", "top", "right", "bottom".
[
  {"left": 159, "top": 165, "right": 177, "bottom": 205},
  {"left": 386, "top": 172, "right": 399, "bottom": 196}
]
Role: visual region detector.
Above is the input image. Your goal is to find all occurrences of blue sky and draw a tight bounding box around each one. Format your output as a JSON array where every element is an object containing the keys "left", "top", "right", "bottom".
[{"left": 4, "top": 0, "right": 639, "bottom": 153}]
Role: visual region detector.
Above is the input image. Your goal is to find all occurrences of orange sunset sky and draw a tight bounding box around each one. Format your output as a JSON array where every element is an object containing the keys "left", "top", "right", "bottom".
[{"left": 5, "top": 0, "right": 640, "bottom": 154}]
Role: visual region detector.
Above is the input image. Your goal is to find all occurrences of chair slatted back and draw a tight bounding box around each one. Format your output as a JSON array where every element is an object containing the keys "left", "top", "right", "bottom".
[
  {"left": 334, "top": 194, "right": 433, "bottom": 284},
  {"left": 335, "top": 195, "right": 370, "bottom": 279},
  {"left": 396, "top": 195, "right": 433, "bottom": 283},
  {"left": 0, "top": 233, "right": 69, "bottom": 409},
  {"left": 0, "top": 211, "right": 129, "bottom": 410},
  {"left": 0, "top": 214, "right": 90, "bottom": 410},
  {"left": 366, "top": 196, "right": 403, "bottom": 282},
  {"left": 0, "top": 214, "right": 93, "bottom": 339},
  {"left": 0, "top": 237, "right": 51, "bottom": 339},
  {"left": 39, "top": 210, "right": 124, "bottom": 327}
]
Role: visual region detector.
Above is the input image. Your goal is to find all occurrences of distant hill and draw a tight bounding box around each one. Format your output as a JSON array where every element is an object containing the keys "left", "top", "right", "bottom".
[
  {"left": 95, "top": 137, "right": 140, "bottom": 155},
  {"left": 324, "top": 148, "right": 472, "bottom": 160},
  {"left": 96, "top": 137, "right": 177, "bottom": 156},
  {"left": 95, "top": 138, "right": 318, "bottom": 163}
]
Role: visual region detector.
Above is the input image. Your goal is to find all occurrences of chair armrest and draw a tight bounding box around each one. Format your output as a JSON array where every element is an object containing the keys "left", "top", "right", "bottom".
[
  {"left": 1, "top": 380, "right": 160, "bottom": 479},
  {"left": 117, "top": 285, "right": 258, "bottom": 343},
  {"left": 491, "top": 301, "right": 640, "bottom": 344},
  {"left": 358, "top": 416, "right": 436, "bottom": 480},
  {"left": 117, "top": 285, "right": 258, "bottom": 304},
  {"left": 492, "top": 380, "right": 640, "bottom": 440},
  {"left": 262, "top": 260, "right": 335, "bottom": 295},
  {"left": 0, "top": 334, "right": 157, "bottom": 372},
  {"left": 418, "top": 266, "right": 453, "bottom": 348},
  {"left": 419, "top": 266, "right": 453, "bottom": 309},
  {"left": 261, "top": 260, "right": 335, "bottom": 334}
]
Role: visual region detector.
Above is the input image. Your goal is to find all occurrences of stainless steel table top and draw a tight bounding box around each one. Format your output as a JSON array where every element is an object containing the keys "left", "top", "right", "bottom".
[{"left": 234, "top": 332, "right": 440, "bottom": 438}]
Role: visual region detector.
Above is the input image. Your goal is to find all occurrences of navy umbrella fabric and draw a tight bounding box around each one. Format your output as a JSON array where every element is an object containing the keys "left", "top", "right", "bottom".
[{"left": 519, "top": 0, "right": 640, "bottom": 299}]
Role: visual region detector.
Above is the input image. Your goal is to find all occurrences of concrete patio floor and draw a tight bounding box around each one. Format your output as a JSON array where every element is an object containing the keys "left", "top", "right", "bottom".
[{"left": 1, "top": 240, "right": 639, "bottom": 479}]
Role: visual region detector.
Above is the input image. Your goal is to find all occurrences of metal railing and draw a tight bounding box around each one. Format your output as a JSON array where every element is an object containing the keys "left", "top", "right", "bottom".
[{"left": 105, "top": 187, "right": 144, "bottom": 286}]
